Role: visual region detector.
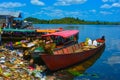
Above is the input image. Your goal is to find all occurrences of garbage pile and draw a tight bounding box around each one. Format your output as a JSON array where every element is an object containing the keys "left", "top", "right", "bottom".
[{"left": 0, "top": 47, "right": 47, "bottom": 80}]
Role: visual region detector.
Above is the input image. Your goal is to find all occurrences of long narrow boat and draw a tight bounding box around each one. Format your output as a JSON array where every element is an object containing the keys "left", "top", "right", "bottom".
[
  {"left": 36, "top": 28, "right": 63, "bottom": 33},
  {"left": 40, "top": 31, "right": 105, "bottom": 71},
  {"left": 1, "top": 28, "right": 63, "bottom": 42},
  {"left": 2, "top": 28, "right": 36, "bottom": 41}
]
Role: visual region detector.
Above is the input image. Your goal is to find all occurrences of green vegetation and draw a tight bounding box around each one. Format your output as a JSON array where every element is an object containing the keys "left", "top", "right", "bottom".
[
  {"left": 24, "top": 17, "right": 120, "bottom": 25},
  {"left": 24, "top": 17, "right": 49, "bottom": 24}
]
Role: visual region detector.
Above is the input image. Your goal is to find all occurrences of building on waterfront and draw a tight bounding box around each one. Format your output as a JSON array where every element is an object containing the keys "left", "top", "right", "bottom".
[{"left": 0, "top": 11, "right": 32, "bottom": 29}]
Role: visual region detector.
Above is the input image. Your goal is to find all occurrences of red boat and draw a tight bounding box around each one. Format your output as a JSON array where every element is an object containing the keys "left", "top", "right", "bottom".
[
  {"left": 42, "top": 30, "right": 79, "bottom": 49},
  {"left": 40, "top": 30, "right": 105, "bottom": 71}
]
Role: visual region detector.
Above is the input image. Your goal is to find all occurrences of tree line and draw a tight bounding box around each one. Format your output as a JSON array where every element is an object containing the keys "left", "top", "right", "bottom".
[{"left": 24, "top": 17, "right": 120, "bottom": 25}]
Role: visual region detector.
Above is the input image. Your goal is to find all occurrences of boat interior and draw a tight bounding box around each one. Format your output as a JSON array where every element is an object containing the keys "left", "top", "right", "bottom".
[{"left": 53, "top": 39, "right": 104, "bottom": 55}]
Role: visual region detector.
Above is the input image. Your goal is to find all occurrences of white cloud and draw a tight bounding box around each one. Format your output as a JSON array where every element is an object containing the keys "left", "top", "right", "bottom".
[
  {"left": 31, "top": 0, "right": 45, "bottom": 6},
  {"left": 100, "top": 11, "right": 112, "bottom": 15},
  {"left": 41, "top": 7, "right": 54, "bottom": 11},
  {"left": 102, "top": 0, "right": 119, "bottom": 2},
  {"left": 101, "top": 4, "right": 112, "bottom": 8},
  {"left": 0, "top": 2, "right": 26, "bottom": 8},
  {"left": 54, "top": 0, "right": 87, "bottom": 6},
  {"left": 101, "top": 2, "right": 120, "bottom": 8},
  {"left": 34, "top": 6, "right": 83, "bottom": 18},
  {"left": 112, "top": 3, "right": 120, "bottom": 7},
  {"left": 101, "top": 0, "right": 120, "bottom": 8},
  {"left": 45, "top": 10, "right": 64, "bottom": 17},
  {"left": 102, "top": 0, "right": 108, "bottom": 2},
  {"left": 33, "top": 7, "right": 64, "bottom": 18}
]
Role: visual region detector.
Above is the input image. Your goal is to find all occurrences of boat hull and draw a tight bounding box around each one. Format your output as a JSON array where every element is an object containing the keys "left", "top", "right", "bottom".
[{"left": 40, "top": 42, "right": 105, "bottom": 71}]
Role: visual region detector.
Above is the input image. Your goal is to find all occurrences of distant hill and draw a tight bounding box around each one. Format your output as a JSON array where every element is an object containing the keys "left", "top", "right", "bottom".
[{"left": 24, "top": 17, "right": 120, "bottom": 25}]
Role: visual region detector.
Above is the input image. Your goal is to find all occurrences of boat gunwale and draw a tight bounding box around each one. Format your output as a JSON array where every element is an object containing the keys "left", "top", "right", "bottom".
[{"left": 41, "top": 39, "right": 105, "bottom": 56}]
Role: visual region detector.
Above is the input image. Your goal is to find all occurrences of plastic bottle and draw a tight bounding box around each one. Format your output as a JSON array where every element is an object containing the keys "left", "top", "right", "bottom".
[
  {"left": 88, "top": 39, "right": 92, "bottom": 46},
  {"left": 93, "top": 40, "right": 97, "bottom": 46}
]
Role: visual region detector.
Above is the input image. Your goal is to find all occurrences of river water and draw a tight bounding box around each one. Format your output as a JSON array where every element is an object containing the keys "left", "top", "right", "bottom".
[{"left": 34, "top": 24, "right": 120, "bottom": 80}]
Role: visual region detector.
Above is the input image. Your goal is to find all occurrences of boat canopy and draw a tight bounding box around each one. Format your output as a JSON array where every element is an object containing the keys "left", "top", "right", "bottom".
[
  {"left": 42, "top": 30, "right": 79, "bottom": 38},
  {"left": 2, "top": 29, "right": 35, "bottom": 32},
  {"left": 0, "top": 12, "right": 21, "bottom": 18}
]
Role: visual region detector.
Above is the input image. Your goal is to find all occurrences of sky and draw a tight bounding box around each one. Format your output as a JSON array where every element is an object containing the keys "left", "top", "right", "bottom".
[{"left": 0, "top": 0, "right": 120, "bottom": 22}]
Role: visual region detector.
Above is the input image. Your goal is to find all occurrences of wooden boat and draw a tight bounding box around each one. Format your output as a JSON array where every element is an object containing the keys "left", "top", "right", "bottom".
[
  {"left": 31, "top": 30, "right": 79, "bottom": 64},
  {"left": 1, "top": 28, "right": 63, "bottom": 42},
  {"left": 40, "top": 33, "right": 105, "bottom": 71},
  {"left": 36, "top": 28, "right": 63, "bottom": 33},
  {"left": 42, "top": 30, "right": 79, "bottom": 49},
  {"left": 35, "top": 28, "right": 63, "bottom": 38},
  {"left": 2, "top": 28, "right": 36, "bottom": 42},
  {"left": 67, "top": 43, "right": 105, "bottom": 74}
]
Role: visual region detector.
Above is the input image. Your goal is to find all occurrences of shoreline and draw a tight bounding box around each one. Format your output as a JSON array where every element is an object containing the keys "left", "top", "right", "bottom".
[{"left": 0, "top": 46, "right": 74, "bottom": 80}]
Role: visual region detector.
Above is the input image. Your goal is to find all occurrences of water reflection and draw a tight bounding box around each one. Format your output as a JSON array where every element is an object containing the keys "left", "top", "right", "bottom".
[
  {"left": 107, "top": 39, "right": 120, "bottom": 51},
  {"left": 67, "top": 44, "right": 105, "bottom": 75},
  {"left": 52, "top": 43, "right": 106, "bottom": 80},
  {"left": 105, "top": 55, "right": 120, "bottom": 65}
]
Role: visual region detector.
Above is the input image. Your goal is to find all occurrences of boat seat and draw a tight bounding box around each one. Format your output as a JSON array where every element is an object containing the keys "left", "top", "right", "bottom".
[
  {"left": 63, "top": 48, "right": 69, "bottom": 54},
  {"left": 58, "top": 49, "right": 64, "bottom": 54},
  {"left": 72, "top": 45, "right": 76, "bottom": 52},
  {"left": 74, "top": 44, "right": 80, "bottom": 50},
  {"left": 67, "top": 46, "right": 74, "bottom": 53},
  {"left": 78, "top": 43, "right": 84, "bottom": 49},
  {"left": 53, "top": 50, "right": 59, "bottom": 55},
  {"left": 75, "top": 48, "right": 83, "bottom": 53}
]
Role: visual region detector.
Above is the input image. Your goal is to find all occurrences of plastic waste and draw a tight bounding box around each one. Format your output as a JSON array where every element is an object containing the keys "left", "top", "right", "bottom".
[
  {"left": 88, "top": 39, "right": 92, "bottom": 46},
  {"left": 34, "top": 47, "right": 45, "bottom": 53},
  {"left": 0, "top": 60, "right": 5, "bottom": 63},
  {"left": 27, "top": 43, "right": 35, "bottom": 47},
  {"left": 93, "top": 40, "right": 97, "bottom": 46},
  {"left": 33, "top": 71, "right": 46, "bottom": 79},
  {"left": 0, "top": 42, "right": 49, "bottom": 79}
]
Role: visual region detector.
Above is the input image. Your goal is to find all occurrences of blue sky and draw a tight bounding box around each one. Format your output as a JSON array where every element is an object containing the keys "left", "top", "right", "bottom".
[{"left": 0, "top": 0, "right": 120, "bottom": 22}]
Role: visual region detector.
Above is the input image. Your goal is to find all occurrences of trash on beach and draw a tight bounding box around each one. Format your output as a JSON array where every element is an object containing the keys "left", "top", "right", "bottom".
[{"left": 0, "top": 47, "right": 47, "bottom": 79}]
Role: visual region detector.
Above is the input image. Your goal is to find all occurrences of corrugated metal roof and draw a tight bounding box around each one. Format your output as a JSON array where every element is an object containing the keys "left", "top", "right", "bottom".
[{"left": 0, "top": 11, "right": 21, "bottom": 18}]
